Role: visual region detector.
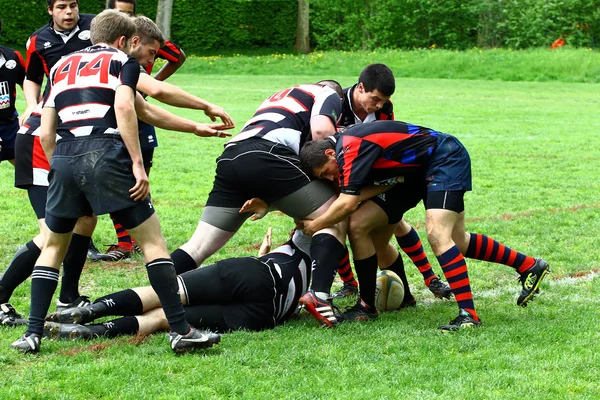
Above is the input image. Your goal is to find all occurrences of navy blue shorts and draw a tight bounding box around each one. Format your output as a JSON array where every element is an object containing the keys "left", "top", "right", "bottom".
[
  {"left": 0, "top": 119, "right": 19, "bottom": 162},
  {"left": 425, "top": 134, "right": 472, "bottom": 192}
]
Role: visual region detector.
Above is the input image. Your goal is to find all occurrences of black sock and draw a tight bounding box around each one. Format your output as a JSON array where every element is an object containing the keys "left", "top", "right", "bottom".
[
  {"left": 27, "top": 266, "right": 59, "bottom": 336},
  {"left": 93, "top": 289, "right": 144, "bottom": 318},
  {"left": 0, "top": 241, "right": 40, "bottom": 303},
  {"left": 59, "top": 233, "right": 90, "bottom": 303},
  {"left": 382, "top": 254, "right": 413, "bottom": 300},
  {"left": 93, "top": 316, "right": 140, "bottom": 338},
  {"left": 171, "top": 249, "right": 197, "bottom": 275},
  {"left": 354, "top": 255, "right": 378, "bottom": 308},
  {"left": 309, "top": 233, "right": 346, "bottom": 294},
  {"left": 146, "top": 258, "right": 189, "bottom": 334}
]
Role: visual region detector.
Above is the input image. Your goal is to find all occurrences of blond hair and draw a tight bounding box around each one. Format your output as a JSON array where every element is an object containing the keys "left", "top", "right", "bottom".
[{"left": 91, "top": 9, "right": 136, "bottom": 45}]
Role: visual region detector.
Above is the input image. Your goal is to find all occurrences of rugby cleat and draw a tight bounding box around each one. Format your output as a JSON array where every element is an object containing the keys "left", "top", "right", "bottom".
[
  {"left": 0, "top": 303, "right": 28, "bottom": 326},
  {"left": 10, "top": 333, "right": 41, "bottom": 354},
  {"left": 438, "top": 309, "right": 481, "bottom": 332},
  {"left": 299, "top": 290, "right": 339, "bottom": 328},
  {"left": 399, "top": 295, "right": 417, "bottom": 309},
  {"left": 168, "top": 328, "right": 221, "bottom": 354},
  {"left": 331, "top": 282, "right": 359, "bottom": 299},
  {"left": 338, "top": 299, "right": 378, "bottom": 323},
  {"left": 43, "top": 322, "right": 101, "bottom": 340},
  {"left": 87, "top": 240, "right": 104, "bottom": 261},
  {"left": 427, "top": 278, "right": 453, "bottom": 299},
  {"left": 46, "top": 304, "right": 96, "bottom": 324},
  {"left": 97, "top": 243, "right": 134, "bottom": 262},
  {"left": 55, "top": 295, "right": 91, "bottom": 313},
  {"left": 517, "top": 258, "right": 550, "bottom": 307}
]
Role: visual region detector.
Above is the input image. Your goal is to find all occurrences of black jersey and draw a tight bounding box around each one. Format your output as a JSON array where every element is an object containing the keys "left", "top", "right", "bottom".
[
  {"left": 44, "top": 45, "right": 140, "bottom": 142},
  {"left": 338, "top": 84, "right": 394, "bottom": 127},
  {"left": 25, "top": 14, "right": 94, "bottom": 93},
  {"left": 330, "top": 120, "right": 441, "bottom": 195},
  {"left": 0, "top": 46, "right": 26, "bottom": 122}
]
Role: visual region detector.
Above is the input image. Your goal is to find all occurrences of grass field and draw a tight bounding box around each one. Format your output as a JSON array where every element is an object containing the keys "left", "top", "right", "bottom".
[{"left": 1, "top": 52, "right": 599, "bottom": 399}]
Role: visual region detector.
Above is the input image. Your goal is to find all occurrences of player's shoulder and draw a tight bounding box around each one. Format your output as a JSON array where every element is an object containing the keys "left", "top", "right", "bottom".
[{"left": 78, "top": 14, "right": 96, "bottom": 29}]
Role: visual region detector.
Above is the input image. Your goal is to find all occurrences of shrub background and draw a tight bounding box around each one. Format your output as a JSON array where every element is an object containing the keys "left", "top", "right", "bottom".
[{"left": 1, "top": 0, "right": 598, "bottom": 53}]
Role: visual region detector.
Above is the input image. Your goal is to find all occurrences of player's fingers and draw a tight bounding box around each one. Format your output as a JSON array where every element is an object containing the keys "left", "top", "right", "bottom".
[{"left": 215, "top": 130, "right": 231, "bottom": 138}]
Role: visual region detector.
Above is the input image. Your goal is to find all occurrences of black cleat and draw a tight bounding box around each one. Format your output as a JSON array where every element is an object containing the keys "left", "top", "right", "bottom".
[
  {"left": 517, "top": 258, "right": 550, "bottom": 307},
  {"left": 46, "top": 305, "right": 95, "bottom": 324},
  {"left": 0, "top": 303, "right": 28, "bottom": 326},
  {"left": 97, "top": 244, "right": 133, "bottom": 262},
  {"left": 338, "top": 299, "right": 378, "bottom": 323},
  {"left": 331, "top": 282, "right": 359, "bottom": 299},
  {"left": 438, "top": 309, "right": 481, "bottom": 332},
  {"left": 399, "top": 295, "right": 417, "bottom": 309},
  {"left": 299, "top": 290, "right": 339, "bottom": 328},
  {"left": 43, "top": 322, "right": 101, "bottom": 340},
  {"left": 428, "top": 278, "right": 453, "bottom": 299},
  {"left": 87, "top": 240, "right": 103, "bottom": 261},
  {"left": 168, "top": 328, "right": 221, "bottom": 354},
  {"left": 10, "top": 333, "right": 41, "bottom": 354},
  {"left": 55, "top": 295, "right": 91, "bottom": 313}
]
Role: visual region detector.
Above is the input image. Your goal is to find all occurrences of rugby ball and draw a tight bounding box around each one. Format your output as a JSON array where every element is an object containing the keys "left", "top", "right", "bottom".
[{"left": 375, "top": 270, "right": 405, "bottom": 312}]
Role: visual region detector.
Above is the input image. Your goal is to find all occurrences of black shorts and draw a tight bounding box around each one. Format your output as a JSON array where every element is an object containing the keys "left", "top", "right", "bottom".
[
  {"left": 45, "top": 136, "right": 155, "bottom": 231},
  {"left": 369, "top": 180, "right": 427, "bottom": 224},
  {"left": 206, "top": 138, "right": 313, "bottom": 208},
  {"left": 142, "top": 148, "right": 154, "bottom": 170},
  {"left": 180, "top": 257, "right": 279, "bottom": 332},
  {"left": 0, "top": 119, "right": 19, "bottom": 162},
  {"left": 27, "top": 185, "right": 49, "bottom": 220}
]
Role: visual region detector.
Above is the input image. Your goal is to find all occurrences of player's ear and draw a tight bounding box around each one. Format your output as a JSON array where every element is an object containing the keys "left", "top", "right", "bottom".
[{"left": 324, "top": 148, "right": 336, "bottom": 158}]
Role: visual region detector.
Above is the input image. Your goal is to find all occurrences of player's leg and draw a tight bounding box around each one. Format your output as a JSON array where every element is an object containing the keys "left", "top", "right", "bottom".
[{"left": 0, "top": 119, "right": 18, "bottom": 166}]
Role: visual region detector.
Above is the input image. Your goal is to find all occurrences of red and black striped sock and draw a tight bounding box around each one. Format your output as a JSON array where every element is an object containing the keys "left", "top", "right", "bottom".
[
  {"left": 465, "top": 233, "right": 535, "bottom": 274},
  {"left": 110, "top": 214, "right": 133, "bottom": 248},
  {"left": 396, "top": 227, "right": 437, "bottom": 286},
  {"left": 337, "top": 248, "right": 358, "bottom": 287},
  {"left": 437, "top": 246, "right": 478, "bottom": 321}
]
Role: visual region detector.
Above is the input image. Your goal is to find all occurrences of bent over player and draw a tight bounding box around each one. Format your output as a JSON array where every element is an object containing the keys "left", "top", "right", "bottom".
[{"left": 10, "top": 10, "right": 220, "bottom": 353}]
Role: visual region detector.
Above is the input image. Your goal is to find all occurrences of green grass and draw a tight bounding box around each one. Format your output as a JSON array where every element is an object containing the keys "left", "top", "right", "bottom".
[{"left": 1, "top": 64, "right": 600, "bottom": 398}]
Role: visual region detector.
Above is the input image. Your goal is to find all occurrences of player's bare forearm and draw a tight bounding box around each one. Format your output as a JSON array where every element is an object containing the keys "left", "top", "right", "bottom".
[
  {"left": 40, "top": 107, "right": 58, "bottom": 162},
  {"left": 302, "top": 193, "right": 359, "bottom": 236},
  {"left": 152, "top": 60, "right": 182, "bottom": 82},
  {"left": 20, "top": 80, "right": 42, "bottom": 124},
  {"left": 359, "top": 185, "right": 394, "bottom": 201}
]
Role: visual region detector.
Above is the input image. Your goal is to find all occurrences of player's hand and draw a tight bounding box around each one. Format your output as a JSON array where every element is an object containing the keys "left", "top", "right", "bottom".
[
  {"left": 129, "top": 162, "right": 150, "bottom": 201},
  {"left": 258, "top": 227, "right": 273, "bottom": 256},
  {"left": 204, "top": 104, "right": 235, "bottom": 128},
  {"left": 300, "top": 219, "right": 318, "bottom": 236},
  {"left": 240, "top": 197, "right": 268, "bottom": 221},
  {"left": 194, "top": 123, "right": 232, "bottom": 138},
  {"left": 19, "top": 106, "right": 36, "bottom": 126}
]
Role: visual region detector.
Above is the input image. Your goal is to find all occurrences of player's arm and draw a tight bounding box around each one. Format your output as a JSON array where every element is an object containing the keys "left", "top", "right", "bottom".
[
  {"left": 20, "top": 43, "right": 44, "bottom": 124},
  {"left": 136, "top": 73, "right": 234, "bottom": 128},
  {"left": 39, "top": 107, "right": 58, "bottom": 162},
  {"left": 115, "top": 85, "right": 148, "bottom": 201},
  {"left": 310, "top": 115, "right": 337, "bottom": 140},
  {"left": 134, "top": 94, "right": 230, "bottom": 138},
  {"left": 20, "top": 80, "right": 41, "bottom": 124},
  {"left": 302, "top": 193, "right": 359, "bottom": 236},
  {"left": 152, "top": 41, "right": 186, "bottom": 82},
  {"left": 311, "top": 88, "right": 343, "bottom": 140}
]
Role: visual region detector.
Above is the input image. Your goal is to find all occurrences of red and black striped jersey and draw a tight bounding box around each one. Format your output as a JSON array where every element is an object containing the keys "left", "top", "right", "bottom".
[
  {"left": 0, "top": 46, "right": 26, "bottom": 122},
  {"left": 25, "top": 14, "right": 94, "bottom": 90},
  {"left": 329, "top": 120, "right": 440, "bottom": 195},
  {"left": 231, "top": 84, "right": 342, "bottom": 154},
  {"left": 338, "top": 84, "right": 394, "bottom": 127},
  {"left": 144, "top": 40, "right": 184, "bottom": 74},
  {"left": 44, "top": 45, "right": 140, "bottom": 142}
]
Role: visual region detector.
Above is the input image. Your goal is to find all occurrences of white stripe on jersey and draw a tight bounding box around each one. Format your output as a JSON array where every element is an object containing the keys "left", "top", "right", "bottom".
[
  {"left": 58, "top": 103, "right": 111, "bottom": 123},
  {"left": 242, "top": 112, "right": 286, "bottom": 130},
  {"left": 18, "top": 124, "right": 40, "bottom": 137}
]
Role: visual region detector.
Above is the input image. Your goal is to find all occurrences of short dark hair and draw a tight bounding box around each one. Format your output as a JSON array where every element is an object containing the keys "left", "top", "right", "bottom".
[
  {"left": 358, "top": 63, "right": 395, "bottom": 97},
  {"left": 106, "top": 0, "right": 136, "bottom": 13},
  {"left": 91, "top": 9, "right": 136, "bottom": 45},
  {"left": 300, "top": 140, "right": 335, "bottom": 173},
  {"left": 48, "top": 0, "right": 79, "bottom": 8},
  {"left": 317, "top": 80, "right": 343, "bottom": 99}
]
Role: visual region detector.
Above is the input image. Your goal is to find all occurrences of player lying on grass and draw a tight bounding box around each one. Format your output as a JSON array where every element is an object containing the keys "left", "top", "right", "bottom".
[{"left": 44, "top": 227, "right": 312, "bottom": 339}]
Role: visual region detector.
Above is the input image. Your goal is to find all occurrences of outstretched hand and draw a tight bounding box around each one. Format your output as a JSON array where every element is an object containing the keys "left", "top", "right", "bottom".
[
  {"left": 239, "top": 197, "right": 269, "bottom": 221},
  {"left": 204, "top": 103, "right": 235, "bottom": 128},
  {"left": 194, "top": 123, "right": 232, "bottom": 138},
  {"left": 258, "top": 227, "right": 273, "bottom": 256}
]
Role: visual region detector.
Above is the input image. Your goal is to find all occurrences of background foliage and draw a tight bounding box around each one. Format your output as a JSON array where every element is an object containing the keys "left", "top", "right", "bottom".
[{"left": 1, "top": 0, "right": 598, "bottom": 53}]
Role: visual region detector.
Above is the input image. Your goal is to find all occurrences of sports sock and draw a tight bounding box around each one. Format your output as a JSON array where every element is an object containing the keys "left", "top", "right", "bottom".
[
  {"left": 353, "top": 254, "right": 378, "bottom": 309},
  {"left": 381, "top": 253, "right": 413, "bottom": 301},
  {"left": 27, "top": 266, "right": 60, "bottom": 336},
  {"left": 465, "top": 233, "right": 535, "bottom": 273},
  {"left": 309, "top": 233, "right": 346, "bottom": 294},
  {"left": 396, "top": 228, "right": 437, "bottom": 286},
  {"left": 171, "top": 249, "right": 198, "bottom": 275},
  {"left": 0, "top": 240, "right": 40, "bottom": 303},
  {"left": 437, "top": 246, "right": 478, "bottom": 321},
  {"left": 145, "top": 258, "right": 190, "bottom": 334},
  {"left": 59, "top": 233, "right": 90, "bottom": 303},
  {"left": 337, "top": 248, "right": 358, "bottom": 287},
  {"left": 93, "top": 316, "right": 140, "bottom": 338},
  {"left": 110, "top": 215, "right": 133, "bottom": 247},
  {"left": 93, "top": 289, "right": 144, "bottom": 318}
]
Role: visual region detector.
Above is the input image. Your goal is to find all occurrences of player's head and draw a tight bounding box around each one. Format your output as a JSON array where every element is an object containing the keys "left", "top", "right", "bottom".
[
  {"left": 355, "top": 63, "right": 395, "bottom": 114},
  {"left": 317, "top": 80, "right": 343, "bottom": 100},
  {"left": 90, "top": 10, "right": 136, "bottom": 51},
  {"left": 107, "top": 0, "right": 137, "bottom": 16},
  {"left": 299, "top": 140, "right": 338, "bottom": 181},
  {"left": 48, "top": 0, "right": 80, "bottom": 32},
  {"left": 130, "top": 16, "right": 165, "bottom": 67}
]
